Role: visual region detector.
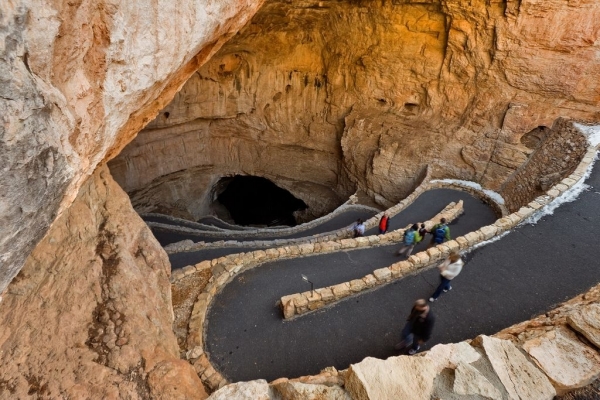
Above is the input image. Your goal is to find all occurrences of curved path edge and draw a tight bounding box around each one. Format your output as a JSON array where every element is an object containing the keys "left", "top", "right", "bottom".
[
  {"left": 165, "top": 166, "right": 508, "bottom": 262},
  {"left": 180, "top": 142, "right": 598, "bottom": 393},
  {"left": 278, "top": 201, "right": 465, "bottom": 319},
  {"left": 163, "top": 166, "right": 433, "bottom": 254}
]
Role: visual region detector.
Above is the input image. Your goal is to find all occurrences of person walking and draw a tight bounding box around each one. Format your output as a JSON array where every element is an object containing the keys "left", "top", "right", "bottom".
[
  {"left": 430, "top": 218, "right": 451, "bottom": 246},
  {"left": 429, "top": 252, "right": 464, "bottom": 302},
  {"left": 352, "top": 219, "right": 365, "bottom": 238},
  {"left": 397, "top": 224, "right": 419, "bottom": 257},
  {"left": 395, "top": 299, "right": 435, "bottom": 355},
  {"left": 418, "top": 223, "right": 428, "bottom": 242},
  {"left": 378, "top": 213, "right": 390, "bottom": 235}
]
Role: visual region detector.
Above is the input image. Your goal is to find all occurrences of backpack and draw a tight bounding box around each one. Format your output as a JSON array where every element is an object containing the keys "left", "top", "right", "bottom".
[
  {"left": 434, "top": 225, "right": 447, "bottom": 244},
  {"left": 414, "top": 230, "right": 422, "bottom": 243},
  {"left": 404, "top": 230, "right": 416, "bottom": 245},
  {"left": 379, "top": 216, "right": 389, "bottom": 230}
]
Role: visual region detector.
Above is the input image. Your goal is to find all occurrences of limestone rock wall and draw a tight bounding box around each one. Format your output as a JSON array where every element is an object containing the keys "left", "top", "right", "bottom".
[
  {"left": 500, "top": 119, "right": 589, "bottom": 212},
  {"left": 0, "top": 0, "right": 265, "bottom": 293},
  {"left": 0, "top": 165, "right": 206, "bottom": 399},
  {"left": 111, "top": 0, "right": 600, "bottom": 219}
]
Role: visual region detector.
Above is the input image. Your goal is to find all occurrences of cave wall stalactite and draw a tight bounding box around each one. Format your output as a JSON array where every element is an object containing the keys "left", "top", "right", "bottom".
[{"left": 111, "top": 0, "right": 600, "bottom": 221}]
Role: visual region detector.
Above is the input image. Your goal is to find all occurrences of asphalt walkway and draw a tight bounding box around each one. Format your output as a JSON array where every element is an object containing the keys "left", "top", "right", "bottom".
[
  {"left": 204, "top": 189, "right": 501, "bottom": 381},
  {"left": 205, "top": 164, "right": 600, "bottom": 382},
  {"left": 169, "top": 189, "right": 492, "bottom": 269},
  {"left": 150, "top": 208, "right": 378, "bottom": 246}
]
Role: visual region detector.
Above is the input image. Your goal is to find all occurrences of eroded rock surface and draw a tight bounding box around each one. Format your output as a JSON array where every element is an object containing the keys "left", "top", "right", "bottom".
[
  {"left": 523, "top": 326, "right": 600, "bottom": 394},
  {"left": 0, "top": 166, "right": 206, "bottom": 399},
  {"left": 112, "top": 0, "right": 600, "bottom": 218},
  {"left": 567, "top": 303, "right": 600, "bottom": 349},
  {"left": 344, "top": 356, "right": 438, "bottom": 400},
  {"left": 272, "top": 381, "right": 351, "bottom": 400},
  {"left": 0, "top": 0, "right": 265, "bottom": 293},
  {"left": 207, "top": 379, "right": 273, "bottom": 400},
  {"left": 477, "top": 335, "right": 556, "bottom": 399}
]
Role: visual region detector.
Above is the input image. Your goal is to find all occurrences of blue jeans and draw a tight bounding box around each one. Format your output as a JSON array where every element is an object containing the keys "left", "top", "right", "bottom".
[
  {"left": 431, "top": 276, "right": 452, "bottom": 300},
  {"left": 398, "top": 321, "right": 419, "bottom": 351},
  {"left": 398, "top": 244, "right": 415, "bottom": 257}
]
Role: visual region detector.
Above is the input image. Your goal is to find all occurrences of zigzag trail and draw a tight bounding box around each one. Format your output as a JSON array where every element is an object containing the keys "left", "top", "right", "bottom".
[{"left": 160, "top": 130, "right": 600, "bottom": 398}]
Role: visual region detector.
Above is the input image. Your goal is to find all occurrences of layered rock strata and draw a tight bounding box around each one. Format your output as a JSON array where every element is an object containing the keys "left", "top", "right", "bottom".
[
  {"left": 111, "top": 0, "right": 600, "bottom": 221},
  {"left": 0, "top": 0, "right": 265, "bottom": 293}
]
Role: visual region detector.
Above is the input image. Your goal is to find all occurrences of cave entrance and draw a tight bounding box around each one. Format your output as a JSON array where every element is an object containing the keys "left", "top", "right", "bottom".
[{"left": 215, "top": 175, "right": 307, "bottom": 227}]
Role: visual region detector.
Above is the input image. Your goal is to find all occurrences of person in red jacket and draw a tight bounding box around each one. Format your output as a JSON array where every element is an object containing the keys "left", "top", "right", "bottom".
[{"left": 378, "top": 213, "right": 390, "bottom": 234}]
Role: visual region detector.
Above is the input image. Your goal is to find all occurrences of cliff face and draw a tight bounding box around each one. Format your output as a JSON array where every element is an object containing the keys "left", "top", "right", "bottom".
[
  {"left": 0, "top": 0, "right": 265, "bottom": 293},
  {"left": 111, "top": 0, "right": 600, "bottom": 218},
  {"left": 1, "top": 0, "right": 600, "bottom": 397},
  {"left": 0, "top": 165, "right": 206, "bottom": 398}
]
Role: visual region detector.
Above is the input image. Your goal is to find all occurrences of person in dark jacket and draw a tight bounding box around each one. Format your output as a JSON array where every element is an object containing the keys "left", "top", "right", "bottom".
[
  {"left": 394, "top": 299, "right": 435, "bottom": 355},
  {"left": 418, "top": 223, "right": 428, "bottom": 242}
]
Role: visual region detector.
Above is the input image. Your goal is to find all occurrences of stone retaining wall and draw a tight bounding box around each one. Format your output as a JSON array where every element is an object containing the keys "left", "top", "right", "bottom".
[
  {"left": 501, "top": 118, "right": 589, "bottom": 212},
  {"left": 165, "top": 165, "right": 512, "bottom": 257},
  {"left": 149, "top": 202, "right": 378, "bottom": 238},
  {"left": 428, "top": 180, "right": 509, "bottom": 217},
  {"left": 180, "top": 142, "right": 597, "bottom": 392},
  {"left": 157, "top": 204, "right": 379, "bottom": 252},
  {"left": 278, "top": 145, "right": 596, "bottom": 319},
  {"left": 279, "top": 201, "right": 465, "bottom": 319},
  {"left": 154, "top": 192, "right": 369, "bottom": 233},
  {"left": 176, "top": 200, "right": 461, "bottom": 390},
  {"left": 164, "top": 166, "right": 433, "bottom": 254}
]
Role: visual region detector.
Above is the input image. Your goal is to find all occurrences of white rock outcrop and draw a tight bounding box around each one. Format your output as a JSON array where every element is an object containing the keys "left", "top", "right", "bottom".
[
  {"left": 207, "top": 379, "right": 274, "bottom": 400},
  {"left": 478, "top": 335, "right": 556, "bottom": 399},
  {"left": 523, "top": 326, "right": 600, "bottom": 393},
  {"left": 453, "top": 362, "right": 502, "bottom": 400},
  {"left": 344, "top": 356, "right": 438, "bottom": 400},
  {"left": 567, "top": 303, "right": 600, "bottom": 349}
]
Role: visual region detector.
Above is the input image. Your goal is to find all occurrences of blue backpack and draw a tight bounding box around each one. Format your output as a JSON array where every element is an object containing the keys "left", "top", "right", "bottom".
[
  {"left": 434, "top": 225, "right": 447, "bottom": 243},
  {"left": 404, "top": 230, "right": 416, "bottom": 245}
]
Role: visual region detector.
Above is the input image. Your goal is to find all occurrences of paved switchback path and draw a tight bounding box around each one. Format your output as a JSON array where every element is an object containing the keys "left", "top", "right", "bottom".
[
  {"left": 151, "top": 208, "right": 377, "bottom": 246},
  {"left": 204, "top": 190, "right": 498, "bottom": 381},
  {"left": 205, "top": 163, "right": 600, "bottom": 383},
  {"left": 170, "top": 188, "right": 492, "bottom": 268}
]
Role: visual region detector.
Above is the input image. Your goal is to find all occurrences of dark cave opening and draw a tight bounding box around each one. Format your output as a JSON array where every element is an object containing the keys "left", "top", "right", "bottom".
[{"left": 215, "top": 175, "right": 307, "bottom": 226}]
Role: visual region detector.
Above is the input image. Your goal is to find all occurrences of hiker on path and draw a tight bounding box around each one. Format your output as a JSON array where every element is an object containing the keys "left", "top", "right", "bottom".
[
  {"left": 419, "top": 223, "right": 428, "bottom": 242},
  {"left": 352, "top": 219, "right": 365, "bottom": 238},
  {"left": 429, "top": 252, "right": 464, "bottom": 302},
  {"left": 397, "top": 224, "right": 421, "bottom": 257},
  {"left": 430, "top": 217, "right": 451, "bottom": 246},
  {"left": 379, "top": 213, "right": 390, "bottom": 235},
  {"left": 395, "top": 299, "right": 435, "bottom": 355}
]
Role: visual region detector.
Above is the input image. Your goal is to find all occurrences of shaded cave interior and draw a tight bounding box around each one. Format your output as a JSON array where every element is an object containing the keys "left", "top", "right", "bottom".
[{"left": 213, "top": 175, "right": 308, "bottom": 226}]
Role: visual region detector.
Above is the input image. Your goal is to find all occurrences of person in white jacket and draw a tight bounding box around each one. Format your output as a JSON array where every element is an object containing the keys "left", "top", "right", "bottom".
[{"left": 429, "top": 252, "right": 464, "bottom": 302}]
